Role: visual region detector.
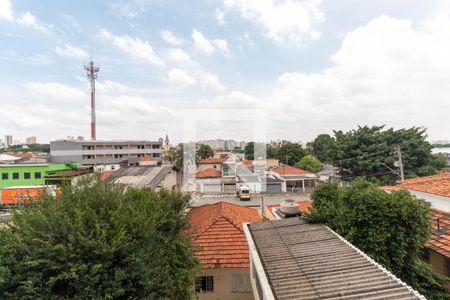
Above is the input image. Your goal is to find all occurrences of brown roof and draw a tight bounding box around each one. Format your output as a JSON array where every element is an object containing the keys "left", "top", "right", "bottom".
[
  {"left": 99, "top": 170, "right": 114, "bottom": 180},
  {"left": 195, "top": 168, "right": 222, "bottom": 178},
  {"left": 428, "top": 208, "right": 450, "bottom": 258},
  {"left": 139, "top": 156, "right": 154, "bottom": 161},
  {"left": 198, "top": 157, "right": 227, "bottom": 164},
  {"left": 382, "top": 173, "right": 450, "bottom": 198},
  {"left": 247, "top": 218, "right": 425, "bottom": 300},
  {"left": 271, "top": 165, "right": 311, "bottom": 175},
  {"left": 188, "top": 202, "right": 262, "bottom": 269}
]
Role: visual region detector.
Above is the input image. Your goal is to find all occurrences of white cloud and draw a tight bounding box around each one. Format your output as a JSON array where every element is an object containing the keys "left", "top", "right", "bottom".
[
  {"left": 25, "top": 82, "right": 86, "bottom": 101},
  {"left": 200, "top": 90, "right": 262, "bottom": 108},
  {"left": 201, "top": 72, "right": 226, "bottom": 92},
  {"left": 215, "top": 8, "right": 225, "bottom": 26},
  {"left": 96, "top": 80, "right": 130, "bottom": 94},
  {"left": 192, "top": 29, "right": 216, "bottom": 55},
  {"left": 110, "top": 0, "right": 151, "bottom": 18},
  {"left": 222, "top": 0, "right": 324, "bottom": 46},
  {"left": 212, "top": 39, "right": 230, "bottom": 56},
  {"left": 100, "top": 29, "right": 164, "bottom": 66},
  {"left": 160, "top": 29, "right": 183, "bottom": 46},
  {"left": 0, "top": 0, "right": 49, "bottom": 32},
  {"left": 263, "top": 14, "right": 450, "bottom": 140},
  {"left": 166, "top": 69, "right": 196, "bottom": 88},
  {"left": 191, "top": 29, "right": 230, "bottom": 56},
  {"left": 165, "top": 48, "right": 196, "bottom": 65},
  {"left": 55, "top": 44, "right": 89, "bottom": 59},
  {"left": 0, "top": 0, "right": 14, "bottom": 21}
]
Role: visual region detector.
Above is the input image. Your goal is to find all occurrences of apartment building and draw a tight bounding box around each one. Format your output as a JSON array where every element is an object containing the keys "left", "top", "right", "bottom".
[{"left": 50, "top": 140, "right": 163, "bottom": 165}]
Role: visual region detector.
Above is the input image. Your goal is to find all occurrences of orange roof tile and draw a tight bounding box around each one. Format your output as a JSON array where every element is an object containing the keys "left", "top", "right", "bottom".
[
  {"left": 271, "top": 165, "right": 311, "bottom": 175},
  {"left": 198, "top": 157, "right": 227, "bottom": 164},
  {"left": 195, "top": 168, "right": 222, "bottom": 178},
  {"left": 139, "top": 156, "right": 154, "bottom": 161},
  {"left": 427, "top": 208, "right": 450, "bottom": 258},
  {"left": 243, "top": 160, "right": 253, "bottom": 167},
  {"left": 382, "top": 172, "right": 450, "bottom": 198},
  {"left": 99, "top": 170, "right": 114, "bottom": 180},
  {"left": 265, "top": 200, "right": 312, "bottom": 220},
  {"left": 188, "top": 202, "right": 262, "bottom": 268}
]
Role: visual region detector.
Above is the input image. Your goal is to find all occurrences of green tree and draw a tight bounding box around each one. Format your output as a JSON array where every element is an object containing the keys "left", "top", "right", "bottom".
[
  {"left": 167, "top": 143, "right": 200, "bottom": 169},
  {"left": 332, "top": 125, "right": 439, "bottom": 184},
  {"left": 244, "top": 142, "right": 255, "bottom": 160},
  {"left": 197, "top": 144, "right": 213, "bottom": 159},
  {"left": 0, "top": 179, "right": 198, "bottom": 299},
  {"left": 432, "top": 153, "right": 448, "bottom": 170},
  {"left": 297, "top": 155, "right": 323, "bottom": 173},
  {"left": 311, "top": 134, "right": 336, "bottom": 163},
  {"left": 275, "top": 142, "right": 306, "bottom": 166},
  {"left": 307, "top": 180, "right": 449, "bottom": 300}
]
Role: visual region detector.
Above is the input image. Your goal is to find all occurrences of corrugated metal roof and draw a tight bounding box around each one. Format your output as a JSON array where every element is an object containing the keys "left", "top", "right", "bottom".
[
  {"left": 108, "top": 165, "right": 173, "bottom": 188},
  {"left": 247, "top": 218, "right": 425, "bottom": 300}
]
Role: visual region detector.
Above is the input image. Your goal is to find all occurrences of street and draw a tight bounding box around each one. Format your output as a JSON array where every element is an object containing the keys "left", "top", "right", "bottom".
[{"left": 190, "top": 192, "right": 311, "bottom": 208}]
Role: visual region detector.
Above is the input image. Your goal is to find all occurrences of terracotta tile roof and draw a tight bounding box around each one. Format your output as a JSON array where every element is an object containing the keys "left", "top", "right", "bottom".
[
  {"left": 139, "top": 156, "right": 154, "bottom": 161},
  {"left": 382, "top": 172, "right": 450, "bottom": 198},
  {"left": 243, "top": 159, "right": 253, "bottom": 167},
  {"left": 99, "top": 170, "right": 114, "bottom": 180},
  {"left": 195, "top": 168, "right": 222, "bottom": 178},
  {"left": 198, "top": 157, "right": 227, "bottom": 164},
  {"left": 427, "top": 208, "right": 450, "bottom": 258},
  {"left": 271, "top": 165, "right": 311, "bottom": 175},
  {"left": 188, "top": 202, "right": 262, "bottom": 268},
  {"left": 265, "top": 200, "right": 312, "bottom": 220}
]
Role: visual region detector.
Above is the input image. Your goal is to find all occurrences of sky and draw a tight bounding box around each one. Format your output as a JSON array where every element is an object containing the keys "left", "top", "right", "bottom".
[{"left": 0, "top": 0, "right": 449, "bottom": 144}]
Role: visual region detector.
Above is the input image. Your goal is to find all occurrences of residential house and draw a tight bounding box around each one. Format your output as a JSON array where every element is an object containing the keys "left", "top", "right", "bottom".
[
  {"left": 188, "top": 202, "right": 262, "bottom": 300},
  {"left": 107, "top": 165, "right": 179, "bottom": 191},
  {"left": 244, "top": 217, "right": 426, "bottom": 300},
  {"left": 197, "top": 157, "right": 227, "bottom": 172},
  {"left": 270, "top": 165, "right": 320, "bottom": 193},
  {"left": 195, "top": 168, "right": 223, "bottom": 193},
  {"left": 423, "top": 208, "right": 450, "bottom": 289},
  {"left": 382, "top": 172, "right": 450, "bottom": 211}
]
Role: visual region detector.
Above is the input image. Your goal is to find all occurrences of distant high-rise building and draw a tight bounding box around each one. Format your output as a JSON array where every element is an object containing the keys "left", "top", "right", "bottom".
[
  {"left": 197, "top": 139, "right": 247, "bottom": 150},
  {"left": 4, "top": 135, "right": 12, "bottom": 147},
  {"left": 12, "top": 139, "right": 21, "bottom": 146},
  {"left": 26, "top": 136, "right": 37, "bottom": 144}
]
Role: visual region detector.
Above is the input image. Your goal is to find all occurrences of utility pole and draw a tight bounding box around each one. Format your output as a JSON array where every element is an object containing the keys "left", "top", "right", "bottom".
[
  {"left": 84, "top": 59, "right": 100, "bottom": 141},
  {"left": 396, "top": 146, "right": 404, "bottom": 180}
]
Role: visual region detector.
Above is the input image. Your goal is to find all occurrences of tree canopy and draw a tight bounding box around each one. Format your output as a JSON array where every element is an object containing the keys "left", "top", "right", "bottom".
[
  {"left": 297, "top": 155, "right": 323, "bottom": 173},
  {"left": 311, "top": 134, "right": 336, "bottom": 163},
  {"left": 307, "top": 180, "right": 449, "bottom": 300},
  {"left": 329, "top": 125, "right": 442, "bottom": 184},
  {"left": 196, "top": 144, "right": 213, "bottom": 159},
  {"left": 0, "top": 179, "right": 198, "bottom": 299},
  {"left": 166, "top": 143, "right": 200, "bottom": 169},
  {"left": 275, "top": 142, "right": 306, "bottom": 166}
]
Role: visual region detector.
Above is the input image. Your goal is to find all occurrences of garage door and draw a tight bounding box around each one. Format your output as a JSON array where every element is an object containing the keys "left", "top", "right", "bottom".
[
  {"left": 202, "top": 184, "right": 222, "bottom": 193},
  {"left": 265, "top": 183, "right": 282, "bottom": 194},
  {"left": 223, "top": 184, "right": 236, "bottom": 194}
]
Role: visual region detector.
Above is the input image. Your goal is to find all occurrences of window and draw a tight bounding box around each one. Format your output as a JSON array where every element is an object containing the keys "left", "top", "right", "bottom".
[
  {"left": 114, "top": 145, "right": 123, "bottom": 149},
  {"left": 24, "top": 172, "right": 31, "bottom": 179},
  {"left": 152, "top": 153, "right": 161, "bottom": 158},
  {"left": 35, "top": 172, "right": 41, "bottom": 179},
  {"left": 231, "top": 274, "right": 252, "bottom": 293},
  {"left": 195, "top": 276, "right": 214, "bottom": 293},
  {"left": 12, "top": 173, "right": 19, "bottom": 180},
  {"left": 114, "top": 154, "right": 123, "bottom": 159},
  {"left": 1, "top": 173, "right": 8, "bottom": 180},
  {"left": 152, "top": 144, "right": 160, "bottom": 149},
  {"left": 137, "top": 145, "right": 145, "bottom": 149}
]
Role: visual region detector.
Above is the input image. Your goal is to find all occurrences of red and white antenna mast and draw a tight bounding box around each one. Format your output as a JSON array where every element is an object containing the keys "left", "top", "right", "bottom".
[{"left": 84, "top": 59, "right": 100, "bottom": 141}]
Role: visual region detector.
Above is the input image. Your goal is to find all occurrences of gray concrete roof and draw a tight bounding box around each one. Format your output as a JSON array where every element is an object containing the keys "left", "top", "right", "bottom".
[
  {"left": 247, "top": 218, "right": 425, "bottom": 300},
  {"left": 108, "top": 165, "right": 173, "bottom": 188}
]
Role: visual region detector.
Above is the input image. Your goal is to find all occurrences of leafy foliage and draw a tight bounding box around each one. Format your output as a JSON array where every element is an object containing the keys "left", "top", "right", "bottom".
[
  {"left": 331, "top": 125, "right": 442, "bottom": 184},
  {"left": 166, "top": 143, "right": 200, "bottom": 169},
  {"left": 311, "top": 134, "right": 336, "bottom": 163},
  {"left": 197, "top": 144, "right": 213, "bottom": 159},
  {"left": 297, "top": 155, "right": 323, "bottom": 173},
  {"left": 6, "top": 143, "right": 50, "bottom": 153},
  {"left": 0, "top": 179, "right": 199, "bottom": 299},
  {"left": 307, "top": 180, "right": 449, "bottom": 300},
  {"left": 275, "top": 142, "right": 306, "bottom": 166}
]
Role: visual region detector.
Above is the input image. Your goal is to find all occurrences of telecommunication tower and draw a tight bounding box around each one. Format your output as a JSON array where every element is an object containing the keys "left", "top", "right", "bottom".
[{"left": 84, "top": 59, "right": 100, "bottom": 141}]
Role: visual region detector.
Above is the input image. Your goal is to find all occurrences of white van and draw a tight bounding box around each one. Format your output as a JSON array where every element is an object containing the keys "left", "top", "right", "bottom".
[{"left": 238, "top": 185, "right": 251, "bottom": 201}]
